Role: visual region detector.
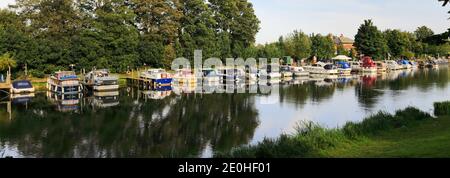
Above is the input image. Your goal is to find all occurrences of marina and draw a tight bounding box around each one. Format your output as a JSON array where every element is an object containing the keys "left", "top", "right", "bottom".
[{"left": 1, "top": 65, "right": 449, "bottom": 157}]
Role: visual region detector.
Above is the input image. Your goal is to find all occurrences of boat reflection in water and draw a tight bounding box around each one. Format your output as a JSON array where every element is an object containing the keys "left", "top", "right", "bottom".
[
  {"left": 46, "top": 91, "right": 81, "bottom": 112},
  {"left": 89, "top": 91, "right": 120, "bottom": 108},
  {"left": 140, "top": 86, "right": 172, "bottom": 100},
  {"left": 11, "top": 93, "right": 35, "bottom": 105}
]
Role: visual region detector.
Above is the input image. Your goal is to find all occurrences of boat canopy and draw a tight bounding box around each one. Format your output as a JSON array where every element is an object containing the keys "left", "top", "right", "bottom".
[
  {"left": 54, "top": 71, "right": 78, "bottom": 80},
  {"left": 12, "top": 80, "right": 33, "bottom": 89},
  {"left": 398, "top": 59, "right": 410, "bottom": 65},
  {"left": 336, "top": 61, "right": 351, "bottom": 69},
  {"left": 332, "top": 55, "right": 352, "bottom": 61}
]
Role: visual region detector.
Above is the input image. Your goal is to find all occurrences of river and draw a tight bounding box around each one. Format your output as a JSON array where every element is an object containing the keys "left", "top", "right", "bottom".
[{"left": 0, "top": 66, "right": 449, "bottom": 158}]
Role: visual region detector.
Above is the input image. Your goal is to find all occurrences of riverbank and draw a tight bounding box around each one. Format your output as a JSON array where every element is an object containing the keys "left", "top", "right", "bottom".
[{"left": 216, "top": 102, "right": 450, "bottom": 158}]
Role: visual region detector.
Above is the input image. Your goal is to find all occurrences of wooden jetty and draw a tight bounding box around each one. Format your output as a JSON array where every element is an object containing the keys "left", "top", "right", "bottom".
[
  {"left": 125, "top": 77, "right": 172, "bottom": 90},
  {"left": 0, "top": 72, "right": 11, "bottom": 94}
]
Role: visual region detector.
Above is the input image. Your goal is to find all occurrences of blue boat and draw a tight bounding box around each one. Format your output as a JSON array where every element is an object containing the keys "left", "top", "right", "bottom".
[{"left": 336, "top": 61, "right": 351, "bottom": 75}]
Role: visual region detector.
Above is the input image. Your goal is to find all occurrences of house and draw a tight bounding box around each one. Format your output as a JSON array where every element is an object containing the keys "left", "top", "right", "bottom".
[{"left": 333, "top": 34, "right": 355, "bottom": 51}]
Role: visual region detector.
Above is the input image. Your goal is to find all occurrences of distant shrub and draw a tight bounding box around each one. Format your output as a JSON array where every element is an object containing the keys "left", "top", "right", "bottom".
[
  {"left": 434, "top": 101, "right": 450, "bottom": 116},
  {"left": 30, "top": 69, "right": 45, "bottom": 78}
]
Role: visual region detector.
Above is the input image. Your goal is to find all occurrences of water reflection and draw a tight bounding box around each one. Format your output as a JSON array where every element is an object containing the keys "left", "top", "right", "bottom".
[{"left": 0, "top": 66, "right": 449, "bottom": 157}]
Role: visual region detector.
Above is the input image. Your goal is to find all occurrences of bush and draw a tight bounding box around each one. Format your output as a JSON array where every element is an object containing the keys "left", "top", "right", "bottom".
[
  {"left": 30, "top": 69, "right": 45, "bottom": 78},
  {"left": 434, "top": 101, "right": 450, "bottom": 116}
]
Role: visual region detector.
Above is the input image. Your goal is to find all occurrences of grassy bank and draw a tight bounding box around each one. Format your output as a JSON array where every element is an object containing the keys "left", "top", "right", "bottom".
[{"left": 215, "top": 102, "right": 450, "bottom": 158}]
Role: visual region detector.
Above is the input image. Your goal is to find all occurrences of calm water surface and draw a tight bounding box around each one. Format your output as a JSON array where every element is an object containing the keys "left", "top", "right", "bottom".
[{"left": 1, "top": 66, "right": 449, "bottom": 158}]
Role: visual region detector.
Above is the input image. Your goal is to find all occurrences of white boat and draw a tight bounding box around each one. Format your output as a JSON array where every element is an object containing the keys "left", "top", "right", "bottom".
[
  {"left": 201, "top": 68, "right": 221, "bottom": 83},
  {"left": 349, "top": 61, "right": 362, "bottom": 72},
  {"left": 385, "top": 60, "right": 403, "bottom": 70},
  {"left": 280, "top": 66, "right": 293, "bottom": 78},
  {"left": 47, "top": 71, "right": 81, "bottom": 94},
  {"left": 218, "top": 68, "right": 246, "bottom": 82},
  {"left": 290, "top": 66, "right": 309, "bottom": 77},
  {"left": 335, "top": 61, "right": 352, "bottom": 75},
  {"left": 140, "top": 69, "right": 173, "bottom": 86},
  {"left": 173, "top": 69, "right": 197, "bottom": 85},
  {"left": 11, "top": 80, "right": 35, "bottom": 94},
  {"left": 304, "top": 62, "right": 339, "bottom": 75},
  {"left": 375, "top": 61, "right": 387, "bottom": 73},
  {"left": 83, "top": 69, "right": 119, "bottom": 91}
]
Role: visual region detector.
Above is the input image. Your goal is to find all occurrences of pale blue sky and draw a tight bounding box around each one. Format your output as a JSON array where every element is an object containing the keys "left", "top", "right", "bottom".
[{"left": 1, "top": 0, "right": 449, "bottom": 44}]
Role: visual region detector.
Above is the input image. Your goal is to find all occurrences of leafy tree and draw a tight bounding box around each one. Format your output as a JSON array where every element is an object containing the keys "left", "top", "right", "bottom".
[
  {"left": 384, "top": 29, "right": 412, "bottom": 58},
  {"left": 354, "top": 20, "right": 388, "bottom": 60},
  {"left": 310, "top": 33, "right": 335, "bottom": 60},
  {"left": 415, "top": 26, "right": 435, "bottom": 41},
  {"left": 0, "top": 53, "right": 17, "bottom": 72},
  {"left": 178, "top": 0, "right": 217, "bottom": 61},
  {"left": 284, "top": 30, "right": 311, "bottom": 60}
]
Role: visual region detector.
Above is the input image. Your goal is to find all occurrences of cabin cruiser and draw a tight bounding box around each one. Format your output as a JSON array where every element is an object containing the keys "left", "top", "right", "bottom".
[
  {"left": 258, "top": 64, "right": 282, "bottom": 79},
  {"left": 349, "top": 61, "right": 362, "bottom": 72},
  {"left": 47, "top": 71, "right": 81, "bottom": 94},
  {"left": 173, "top": 69, "right": 197, "bottom": 85},
  {"left": 361, "top": 56, "right": 377, "bottom": 73},
  {"left": 140, "top": 69, "right": 173, "bottom": 86},
  {"left": 290, "top": 66, "right": 309, "bottom": 77},
  {"left": 11, "top": 80, "right": 35, "bottom": 94},
  {"left": 218, "top": 68, "right": 246, "bottom": 82},
  {"left": 280, "top": 66, "right": 293, "bottom": 78},
  {"left": 385, "top": 60, "right": 403, "bottom": 71},
  {"left": 244, "top": 66, "right": 258, "bottom": 81},
  {"left": 398, "top": 59, "right": 412, "bottom": 69},
  {"left": 83, "top": 69, "right": 119, "bottom": 91},
  {"left": 201, "top": 68, "right": 221, "bottom": 83},
  {"left": 336, "top": 61, "right": 351, "bottom": 75},
  {"left": 304, "top": 62, "right": 339, "bottom": 75},
  {"left": 375, "top": 61, "right": 387, "bottom": 73}
]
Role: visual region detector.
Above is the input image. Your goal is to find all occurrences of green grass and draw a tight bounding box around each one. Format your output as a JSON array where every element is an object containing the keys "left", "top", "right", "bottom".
[{"left": 216, "top": 102, "right": 450, "bottom": 158}]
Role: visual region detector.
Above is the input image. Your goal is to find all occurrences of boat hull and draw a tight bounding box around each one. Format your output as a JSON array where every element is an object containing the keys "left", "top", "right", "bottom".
[{"left": 93, "top": 85, "right": 119, "bottom": 91}]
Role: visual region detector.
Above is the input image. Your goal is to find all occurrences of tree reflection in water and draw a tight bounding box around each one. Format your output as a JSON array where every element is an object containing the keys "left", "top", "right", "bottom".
[{"left": 0, "top": 88, "right": 259, "bottom": 158}]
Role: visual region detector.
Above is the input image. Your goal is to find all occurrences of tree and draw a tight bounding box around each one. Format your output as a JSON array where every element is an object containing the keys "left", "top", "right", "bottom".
[
  {"left": 284, "top": 30, "right": 311, "bottom": 60},
  {"left": 72, "top": 0, "right": 139, "bottom": 72},
  {"left": 310, "top": 33, "right": 335, "bottom": 60},
  {"left": 384, "top": 29, "right": 412, "bottom": 58},
  {"left": 0, "top": 53, "right": 17, "bottom": 73},
  {"left": 415, "top": 26, "right": 434, "bottom": 41},
  {"left": 178, "top": 0, "right": 218, "bottom": 61},
  {"left": 209, "top": 0, "right": 260, "bottom": 58},
  {"left": 354, "top": 20, "right": 388, "bottom": 60}
]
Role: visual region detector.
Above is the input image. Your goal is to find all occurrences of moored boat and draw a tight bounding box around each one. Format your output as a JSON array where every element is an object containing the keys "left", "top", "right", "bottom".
[
  {"left": 11, "top": 80, "right": 35, "bottom": 94},
  {"left": 361, "top": 56, "right": 377, "bottom": 73},
  {"left": 349, "top": 61, "right": 362, "bottom": 72},
  {"left": 140, "top": 69, "right": 173, "bottom": 86},
  {"left": 304, "top": 62, "right": 339, "bottom": 75},
  {"left": 83, "top": 69, "right": 119, "bottom": 91},
  {"left": 258, "top": 64, "right": 282, "bottom": 79},
  {"left": 336, "top": 61, "right": 352, "bottom": 75},
  {"left": 47, "top": 71, "right": 81, "bottom": 94},
  {"left": 280, "top": 66, "right": 293, "bottom": 78},
  {"left": 375, "top": 61, "right": 387, "bottom": 73},
  {"left": 173, "top": 69, "right": 197, "bottom": 85},
  {"left": 385, "top": 60, "right": 403, "bottom": 71},
  {"left": 290, "top": 66, "right": 309, "bottom": 77}
]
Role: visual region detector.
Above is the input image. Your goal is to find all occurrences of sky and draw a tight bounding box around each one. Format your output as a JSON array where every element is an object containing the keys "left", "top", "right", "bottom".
[{"left": 1, "top": 0, "right": 449, "bottom": 44}]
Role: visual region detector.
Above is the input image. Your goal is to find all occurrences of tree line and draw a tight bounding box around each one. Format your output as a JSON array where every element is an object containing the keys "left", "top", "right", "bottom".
[
  {"left": 0, "top": 0, "right": 260, "bottom": 77},
  {"left": 1, "top": 1, "right": 449, "bottom": 78}
]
